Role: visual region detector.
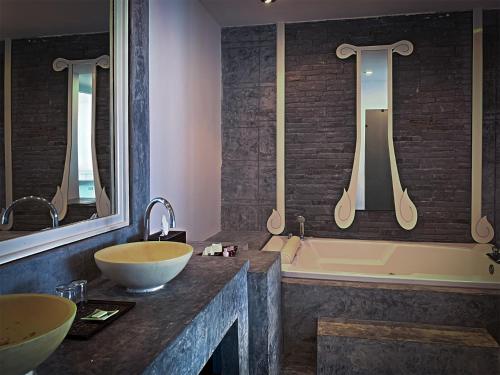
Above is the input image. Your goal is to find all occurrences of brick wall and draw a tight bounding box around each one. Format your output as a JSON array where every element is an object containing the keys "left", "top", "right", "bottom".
[
  {"left": 222, "top": 11, "right": 499, "bottom": 243},
  {"left": 9, "top": 33, "right": 111, "bottom": 230}
]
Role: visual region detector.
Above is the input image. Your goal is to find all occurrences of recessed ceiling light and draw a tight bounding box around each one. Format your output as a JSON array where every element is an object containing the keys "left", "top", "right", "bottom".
[{"left": 261, "top": 0, "right": 277, "bottom": 4}]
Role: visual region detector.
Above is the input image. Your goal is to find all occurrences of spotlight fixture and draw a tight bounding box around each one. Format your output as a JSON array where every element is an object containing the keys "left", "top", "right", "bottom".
[{"left": 261, "top": 0, "right": 277, "bottom": 4}]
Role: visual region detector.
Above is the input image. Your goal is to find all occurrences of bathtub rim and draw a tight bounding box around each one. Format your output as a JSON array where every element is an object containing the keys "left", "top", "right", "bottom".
[{"left": 263, "top": 235, "right": 500, "bottom": 291}]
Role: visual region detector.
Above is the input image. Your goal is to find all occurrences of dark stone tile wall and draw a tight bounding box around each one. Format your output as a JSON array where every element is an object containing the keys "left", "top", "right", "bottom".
[
  {"left": 221, "top": 25, "right": 277, "bottom": 231},
  {"left": 10, "top": 33, "right": 111, "bottom": 230},
  {"left": 221, "top": 12, "right": 500, "bottom": 243},
  {"left": 483, "top": 12, "right": 498, "bottom": 226},
  {"left": 0, "top": 41, "right": 4, "bottom": 209},
  {"left": 0, "top": 0, "right": 150, "bottom": 294},
  {"left": 285, "top": 12, "right": 476, "bottom": 241},
  {"left": 486, "top": 11, "right": 500, "bottom": 246}
]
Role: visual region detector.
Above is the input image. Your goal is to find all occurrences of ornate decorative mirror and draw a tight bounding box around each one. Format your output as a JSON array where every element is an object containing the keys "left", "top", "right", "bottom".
[
  {"left": 51, "top": 55, "right": 112, "bottom": 220},
  {"left": 334, "top": 41, "right": 418, "bottom": 230}
]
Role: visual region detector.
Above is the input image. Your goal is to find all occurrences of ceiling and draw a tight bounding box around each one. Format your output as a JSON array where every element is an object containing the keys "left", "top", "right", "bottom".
[
  {"left": 199, "top": 0, "right": 500, "bottom": 27},
  {"left": 0, "top": 0, "right": 109, "bottom": 40}
]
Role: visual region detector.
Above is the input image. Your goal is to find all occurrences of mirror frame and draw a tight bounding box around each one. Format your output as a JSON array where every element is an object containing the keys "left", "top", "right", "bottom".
[
  {"left": 334, "top": 40, "right": 418, "bottom": 230},
  {"left": 0, "top": 0, "right": 129, "bottom": 264}
]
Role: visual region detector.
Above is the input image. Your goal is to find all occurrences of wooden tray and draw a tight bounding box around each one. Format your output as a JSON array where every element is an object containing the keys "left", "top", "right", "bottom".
[{"left": 67, "top": 299, "right": 136, "bottom": 340}]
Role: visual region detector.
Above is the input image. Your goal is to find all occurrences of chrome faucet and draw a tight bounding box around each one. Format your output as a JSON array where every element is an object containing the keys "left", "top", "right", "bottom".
[
  {"left": 1, "top": 195, "right": 59, "bottom": 228},
  {"left": 143, "top": 197, "right": 176, "bottom": 241},
  {"left": 297, "top": 215, "right": 306, "bottom": 240},
  {"left": 487, "top": 245, "right": 500, "bottom": 263}
]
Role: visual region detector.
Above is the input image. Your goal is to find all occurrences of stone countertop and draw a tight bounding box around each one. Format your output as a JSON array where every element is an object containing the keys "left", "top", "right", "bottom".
[
  {"left": 37, "top": 255, "right": 250, "bottom": 375},
  {"left": 205, "top": 231, "right": 271, "bottom": 251},
  {"left": 189, "top": 241, "right": 279, "bottom": 274}
]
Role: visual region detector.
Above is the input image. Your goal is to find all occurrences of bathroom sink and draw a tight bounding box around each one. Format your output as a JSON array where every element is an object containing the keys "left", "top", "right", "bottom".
[
  {"left": 0, "top": 294, "right": 76, "bottom": 375},
  {"left": 94, "top": 241, "right": 193, "bottom": 293}
]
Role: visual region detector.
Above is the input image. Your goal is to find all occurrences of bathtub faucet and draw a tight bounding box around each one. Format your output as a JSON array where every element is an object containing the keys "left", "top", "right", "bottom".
[
  {"left": 487, "top": 245, "right": 500, "bottom": 263},
  {"left": 297, "top": 215, "right": 306, "bottom": 240}
]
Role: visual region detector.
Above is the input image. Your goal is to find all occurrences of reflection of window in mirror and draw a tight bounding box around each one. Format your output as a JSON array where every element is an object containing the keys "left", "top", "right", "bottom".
[
  {"left": 69, "top": 66, "right": 95, "bottom": 204},
  {"left": 356, "top": 49, "right": 393, "bottom": 211},
  {"left": 77, "top": 72, "right": 95, "bottom": 200}
]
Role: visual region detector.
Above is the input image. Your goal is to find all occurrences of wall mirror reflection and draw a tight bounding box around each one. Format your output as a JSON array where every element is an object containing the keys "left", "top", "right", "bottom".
[
  {"left": 357, "top": 50, "right": 393, "bottom": 211},
  {"left": 0, "top": 0, "right": 114, "bottom": 242}
]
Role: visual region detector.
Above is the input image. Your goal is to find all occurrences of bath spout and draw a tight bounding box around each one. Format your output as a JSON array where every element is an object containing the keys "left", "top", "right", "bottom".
[
  {"left": 297, "top": 215, "right": 305, "bottom": 240},
  {"left": 487, "top": 246, "right": 500, "bottom": 264}
]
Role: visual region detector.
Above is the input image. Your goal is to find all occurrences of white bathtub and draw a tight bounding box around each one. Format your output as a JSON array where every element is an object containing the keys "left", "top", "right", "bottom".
[{"left": 262, "top": 236, "right": 500, "bottom": 289}]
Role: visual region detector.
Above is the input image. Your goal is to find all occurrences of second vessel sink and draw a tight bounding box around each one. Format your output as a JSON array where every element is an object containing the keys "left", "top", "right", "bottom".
[
  {"left": 94, "top": 241, "right": 193, "bottom": 292},
  {"left": 0, "top": 294, "right": 76, "bottom": 375}
]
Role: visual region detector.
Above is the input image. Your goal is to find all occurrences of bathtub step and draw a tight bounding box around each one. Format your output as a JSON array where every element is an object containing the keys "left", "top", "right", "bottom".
[{"left": 317, "top": 317, "right": 499, "bottom": 375}]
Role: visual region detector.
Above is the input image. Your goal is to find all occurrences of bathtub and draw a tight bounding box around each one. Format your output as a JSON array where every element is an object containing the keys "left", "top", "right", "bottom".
[{"left": 262, "top": 236, "right": 500, "bottom": 289}]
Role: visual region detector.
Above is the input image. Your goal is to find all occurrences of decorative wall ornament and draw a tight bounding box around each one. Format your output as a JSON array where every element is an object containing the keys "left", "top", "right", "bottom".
[
  {"left": 267, "top": 23, "right": 286, "bottom": 235},
  {"left": 471, "top": 9, "right": 493, "bottom": 244},
  {"left": 334, "top": 40, "right": 418, "bottom": 230},
  {"left": 51, "top": 55, "right": 111, "bottom": 220}
]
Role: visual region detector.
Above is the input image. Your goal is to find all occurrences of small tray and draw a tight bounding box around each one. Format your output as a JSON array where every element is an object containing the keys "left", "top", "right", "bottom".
[{"left": 67, "top": 299, "right": 136, "bottom": 340}]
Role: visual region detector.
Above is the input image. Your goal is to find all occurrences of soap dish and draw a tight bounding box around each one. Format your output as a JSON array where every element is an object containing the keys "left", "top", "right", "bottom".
[{"left": 67, "top": 299, "right": 135, "bottom": 340}]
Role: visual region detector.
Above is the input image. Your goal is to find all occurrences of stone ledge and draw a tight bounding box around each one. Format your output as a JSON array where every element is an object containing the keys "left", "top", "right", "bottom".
[
  {"left": 317, "top": 317, "right": 500, "bottom": 375},
  {"left": 318, "top": 317, "right": 499, "bottom": 348}
]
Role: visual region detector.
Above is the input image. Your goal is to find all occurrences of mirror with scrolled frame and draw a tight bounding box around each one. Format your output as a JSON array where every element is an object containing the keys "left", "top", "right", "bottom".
[
  {"left": 334, "top": 41, "right": 418, "bottom": 230},
  {"left": 0, "top": 0, "right": 129, "bottom": 264}
]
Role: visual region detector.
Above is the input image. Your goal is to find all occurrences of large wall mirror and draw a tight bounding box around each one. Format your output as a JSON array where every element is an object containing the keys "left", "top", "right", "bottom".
[
  {"left": 0, "top": 0, "right": 129, "bottom": 264},
  {"left": 334, "top": 41, "right": 417, "bottom": 230}
]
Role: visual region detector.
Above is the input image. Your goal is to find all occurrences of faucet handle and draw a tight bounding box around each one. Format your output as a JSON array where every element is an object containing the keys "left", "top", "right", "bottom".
[
  {"left": 297, "top": 215, "right": 305, "bottom": 223},
  {"left": 0, "top": 208, "right": 5, "bottom": 224}
]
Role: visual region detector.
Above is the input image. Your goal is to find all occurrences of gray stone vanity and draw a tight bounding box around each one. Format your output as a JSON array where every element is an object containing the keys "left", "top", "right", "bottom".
[
  {"left": 193, "top": 230, "right": 282, "bottom": 375},
  {"left": 37, "top": 256, "right": 250, "bottom": 375},
  {"left": 35, "top": 231, "right": 279, "bottom": 375}
]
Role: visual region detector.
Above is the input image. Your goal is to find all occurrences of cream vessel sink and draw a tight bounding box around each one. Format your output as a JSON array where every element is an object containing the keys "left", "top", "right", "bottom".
[
  {"left": 94, "top": 241, "right": 193, "bottom": 293},
  {"left": 0, "top": 294, "right": 76, "bottom": 375}
]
